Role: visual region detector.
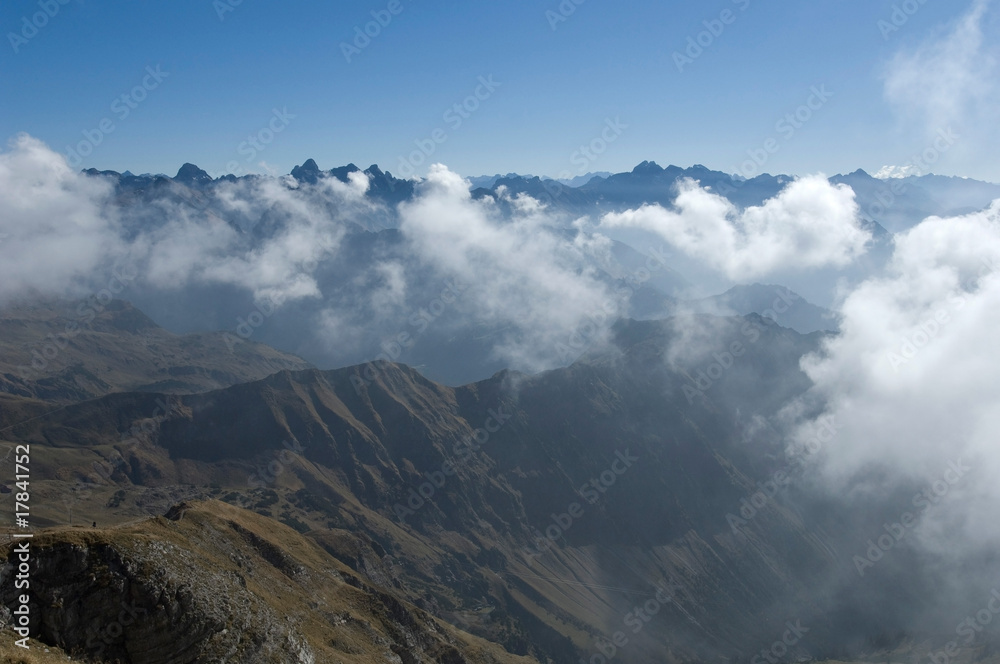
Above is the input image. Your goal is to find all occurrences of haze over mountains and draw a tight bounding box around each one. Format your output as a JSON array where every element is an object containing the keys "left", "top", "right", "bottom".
[
  {"left": 2, "top": 133, "right": 1000, "bottom": 664},
  {"left": 89, "top": 156, "right": 1000, "bottom": 236}
]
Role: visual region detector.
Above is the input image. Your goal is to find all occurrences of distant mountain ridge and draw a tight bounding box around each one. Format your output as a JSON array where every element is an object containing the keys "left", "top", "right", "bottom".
[
  {"left": 686, "top": 283, "right": 837, "bottom": 334},
  {"left": 2, "top": 297, "right": 987, "bottom": 663},
  {"left": 83, "top": 159, "right": 1000, "bottom": 234},
  {"left": 0, "top": 299, "right": 311, "bottom": 402},
  {"left": 7, "top": 312, "right": 848, "bottom": 664}
]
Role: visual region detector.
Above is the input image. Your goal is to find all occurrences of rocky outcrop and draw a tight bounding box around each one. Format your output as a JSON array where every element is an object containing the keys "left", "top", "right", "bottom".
[{"left": 0, "top": 502, "right": 534, "bottom": 664}]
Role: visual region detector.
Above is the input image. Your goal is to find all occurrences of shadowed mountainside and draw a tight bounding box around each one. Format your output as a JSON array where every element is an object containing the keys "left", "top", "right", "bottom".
[{"left": 0, "top": 299, "right": 311, "bottom": 403}]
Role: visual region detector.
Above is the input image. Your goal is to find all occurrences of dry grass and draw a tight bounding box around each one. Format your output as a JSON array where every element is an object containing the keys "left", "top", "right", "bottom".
[
  {"left": 0, "top": 636, "right": 76, "bottom": 662},
  {"left": 1, "top": 500, "right": 537, "bottom": 664}
]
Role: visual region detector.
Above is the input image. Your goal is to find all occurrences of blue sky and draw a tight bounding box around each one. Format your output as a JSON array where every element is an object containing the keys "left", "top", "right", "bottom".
[{"left": 2, "top": 0, "right": 997, "bottom": 181}]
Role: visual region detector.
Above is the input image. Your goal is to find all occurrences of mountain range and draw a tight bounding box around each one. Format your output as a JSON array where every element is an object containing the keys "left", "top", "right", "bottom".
[
  {"left": 2, "top": 297, "right": 991, "bottom": 663},
  {"left": 87, "top": 159, "right": 1000, "bottom": 236},
  {"left": 3, "top": 151, "right": 999, "bottom": 664}
]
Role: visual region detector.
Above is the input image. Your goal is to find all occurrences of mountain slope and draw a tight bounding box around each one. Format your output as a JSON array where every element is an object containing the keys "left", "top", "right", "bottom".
[
  {"left": 0, "top": 500, "right": 536, "bottom": 664},
  {"left": 687, "top": 284, "right": 837, "bottom": 333},
  {"left": 0, "top": 299, "right": 311, "bottom": 402},
  {"left": 4, "top": 314, "right": 854, "bottom": 663}
]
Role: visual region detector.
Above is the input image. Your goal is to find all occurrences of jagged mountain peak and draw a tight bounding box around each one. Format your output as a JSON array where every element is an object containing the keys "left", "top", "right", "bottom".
[
  {"left": 632, "top": 159, "right": 664, "bottom": 174},
  {"left": 174, "top": 162, "right": 212, "bottom": 185}
]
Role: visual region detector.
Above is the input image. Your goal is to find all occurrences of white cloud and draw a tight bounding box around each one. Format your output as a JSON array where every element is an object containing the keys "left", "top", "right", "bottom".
[
  {"left": 873, "top": 164, "right": 921, "bottom": 179},
  {"left": 600, "top": 176, "right": 870, "bottom": 281},
  {"left": 398, "top": 164, "right": 619, "bottom": 371},
  {"left": 884, "top": 0, "right": 996, "bottom": 130},
  {"left": 0, "top": 134, "right": 124, "bottom": 304},
  {"left": 189, "top": 174, "right": 359, "bottom": 305},
  {"left": 788, "top": 199, "right": 1000, "bottom": 550},
  {"left": 0, "top": 136, "right": 370, "bottom": 309},
  {"left": 882, "top": 0, "right": 999, "bottom": 177}
]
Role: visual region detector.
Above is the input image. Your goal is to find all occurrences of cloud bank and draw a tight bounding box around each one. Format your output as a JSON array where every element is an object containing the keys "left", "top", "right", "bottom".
[
  {"left": 601, "top": 175, "right": 871, "bottom": 280},
  {"left": 882, "top": 0, "right": 999, "bottom": 178},
  {"left": 397, "top": 164, "right": 619, "bottom": 371},
  {"left": 884, "top": 0, "right": 996, "bottom": 133},
  {"left": 0, "top": 134, "right": 124, "bottom": 304},
  {"left": 0, "top": 135, "right": 376, "bottom": 308},
  {"left": 789, "top": 199, "right": 1000, "bottom": 551}
]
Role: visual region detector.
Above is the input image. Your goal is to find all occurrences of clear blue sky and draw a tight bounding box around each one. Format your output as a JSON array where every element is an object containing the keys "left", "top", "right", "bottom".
[{"left": 2, "top": 0, "right": 994, "bottom": 181}]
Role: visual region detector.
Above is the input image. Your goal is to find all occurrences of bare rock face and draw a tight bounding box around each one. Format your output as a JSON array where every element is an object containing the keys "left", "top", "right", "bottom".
[
  {"left": 0, "top": 502, "right": 529, "bottom": 664},
  {"left": 3, "top": 536, "right": 313, "bottom": 663}
]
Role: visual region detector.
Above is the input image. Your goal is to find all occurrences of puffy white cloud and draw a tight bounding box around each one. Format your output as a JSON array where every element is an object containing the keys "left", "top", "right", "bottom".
[
  {"left": 0, "top": 136, "right": 374, "bottom": 309},
  {"left": 788, "top": 199, "right": 1000, "bottom": 550},
  {"left": 883, "top": 0, "right": 996, "bottom": 133},
  {"left": 601, "top": 176, "right": 870, "bottom": 281},
  {"left": 882, "top": 0, "right": 999, "bottom": 178},
  {"left": 0, "top": 134, "right": 124, "bottom": 304},
  {"left": 188, "top": 174, "right": 359, "bottom": 305},
  {"left": 398, "top": 164, "right": 619, "bottom": 371},
  {"left": 873, "top": 164, "right": 921, "bottom": 179}
]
